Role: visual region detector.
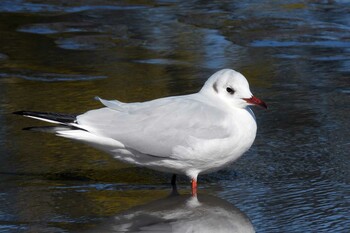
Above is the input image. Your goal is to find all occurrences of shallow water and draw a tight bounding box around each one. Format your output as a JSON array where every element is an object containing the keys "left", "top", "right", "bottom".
[{"left": 0, "top": 0, "right": 349, "bottom": 232}]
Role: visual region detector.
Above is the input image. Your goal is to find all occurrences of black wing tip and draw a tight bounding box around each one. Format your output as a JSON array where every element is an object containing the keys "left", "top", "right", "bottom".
[
  {"left": 13, "top": 111, "right": 27, "bottom": 116},
  {"left": 13, "top": 110, "right": 45, "bottom": 116},
  {"left": 22, "top": 126, "right": 36, "bottom": 131}
]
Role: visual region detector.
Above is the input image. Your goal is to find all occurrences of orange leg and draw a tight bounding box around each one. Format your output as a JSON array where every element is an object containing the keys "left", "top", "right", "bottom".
[{"left": 191, "top": 178, "right": 197, "bottom": 196}]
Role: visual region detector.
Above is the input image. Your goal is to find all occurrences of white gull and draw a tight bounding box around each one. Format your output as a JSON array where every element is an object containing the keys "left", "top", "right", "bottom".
[{"left": 14, "top": 69, "right": 267, "bottom": 195}]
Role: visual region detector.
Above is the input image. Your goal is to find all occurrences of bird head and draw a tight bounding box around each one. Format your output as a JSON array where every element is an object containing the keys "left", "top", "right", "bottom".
[{"left": 201, "top": 69, "right": 267, "bottom": 109}]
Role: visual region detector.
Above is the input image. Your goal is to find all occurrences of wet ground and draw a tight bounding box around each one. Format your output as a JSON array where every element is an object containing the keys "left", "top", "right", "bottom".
[{"left": 0, "top": 0, "right": 349, "bottom": 232}]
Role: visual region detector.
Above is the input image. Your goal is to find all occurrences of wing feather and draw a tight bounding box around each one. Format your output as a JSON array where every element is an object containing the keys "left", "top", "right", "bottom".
[{"left": 77, "top": 95, "right": 230, "bottom": 157}]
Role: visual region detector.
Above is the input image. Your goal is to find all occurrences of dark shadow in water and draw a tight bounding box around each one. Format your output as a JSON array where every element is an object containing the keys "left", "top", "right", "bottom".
[{"left": 81, "top": 192, "right": 255, "bottom": 233}]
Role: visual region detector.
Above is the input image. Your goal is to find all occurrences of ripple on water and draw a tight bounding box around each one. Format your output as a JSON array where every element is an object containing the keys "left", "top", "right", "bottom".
[
  {"left": 336, "top": 87, "right": 350, "bottom": 94},
  {"left": 18, "top": 22, "right": 129, "bottom": 36},
  {"left": 0, "top": 53, "right": 8, "bottom": 61},
  {"left": 0, "top": 71, "right": 107, "bottom": 82},
  {"left": 18, "top": 23, "right": 90, "bottom": 34},
  {"left": 133, "top": 58, "right": 188, "bottom": 66},
  {"left": 250, "top": 40, "right": 350, "bottom": 48},
  {"left": 0, "top": 0, "right": 145, "bottom": 14},
  {"left": 55, "top": 35, "right": 116, "bottom": 50},
  {"left": 274, "top": 53, "right": 350, "bottom": 61},
  {"left": 219, "top": 176, "right": 350, "bottom": 232}
]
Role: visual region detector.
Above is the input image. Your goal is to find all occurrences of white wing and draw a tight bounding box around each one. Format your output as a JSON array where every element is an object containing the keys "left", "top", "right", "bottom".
[{"left": 76, "top": 95, "right": 231, "bottom": 158}]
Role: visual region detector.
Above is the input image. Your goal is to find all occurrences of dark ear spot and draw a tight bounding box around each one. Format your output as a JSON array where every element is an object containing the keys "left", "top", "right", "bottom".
[{"left": 213, "top": 82, "right": 218, "bottom": 93}]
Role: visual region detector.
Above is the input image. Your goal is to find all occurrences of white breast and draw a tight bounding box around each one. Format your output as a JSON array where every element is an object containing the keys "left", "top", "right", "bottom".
[{"left": 156, "top": 107, "right": 257, "bottom": 175}]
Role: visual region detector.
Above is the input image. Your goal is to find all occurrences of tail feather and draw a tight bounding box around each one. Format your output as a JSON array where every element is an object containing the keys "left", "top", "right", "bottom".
[
  {"left": 14, "top": 110, "right": 122, "bottom": 150},
  {"left": 13, "top": 111, "right": 77, "bottom": 125}
]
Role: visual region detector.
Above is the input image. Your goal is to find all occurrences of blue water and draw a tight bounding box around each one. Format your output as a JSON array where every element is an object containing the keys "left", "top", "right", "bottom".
[{"left": 0, "top": 0, "right": 349, "bottom": 232}]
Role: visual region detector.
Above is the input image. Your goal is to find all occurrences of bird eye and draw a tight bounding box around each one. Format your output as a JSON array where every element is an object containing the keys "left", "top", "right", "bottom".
[{"left": 226, "top": 87, "right": 235, "bottom": 94}]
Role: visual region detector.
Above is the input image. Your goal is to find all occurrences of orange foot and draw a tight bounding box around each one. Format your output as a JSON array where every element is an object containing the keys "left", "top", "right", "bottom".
[{"left": 191, "top": 178, "right": 197, "bottom": 196}]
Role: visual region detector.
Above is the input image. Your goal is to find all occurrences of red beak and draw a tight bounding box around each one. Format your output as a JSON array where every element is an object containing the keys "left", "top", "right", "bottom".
[{"left": 243, "top": 96, "right": 267, "bottom": 109}]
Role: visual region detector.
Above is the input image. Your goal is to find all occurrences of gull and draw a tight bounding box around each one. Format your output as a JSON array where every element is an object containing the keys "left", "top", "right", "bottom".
[{"left": 14, "top": 69, "right": 266, "bottom": 195}]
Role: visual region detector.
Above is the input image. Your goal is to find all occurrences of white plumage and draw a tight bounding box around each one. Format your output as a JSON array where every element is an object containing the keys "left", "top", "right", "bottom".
[{"left": 16, "top": 69, "right": 266, "bottom": 193}]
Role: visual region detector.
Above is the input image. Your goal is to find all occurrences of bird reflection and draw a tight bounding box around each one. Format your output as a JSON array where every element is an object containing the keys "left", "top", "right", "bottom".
[{"left": 84, "top": 191, "right": 255, "bottom": 233}]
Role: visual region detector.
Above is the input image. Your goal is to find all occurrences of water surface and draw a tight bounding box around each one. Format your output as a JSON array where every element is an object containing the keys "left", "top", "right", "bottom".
[{"left": 0, "top": 0, "right": 349, "bottom": 232}]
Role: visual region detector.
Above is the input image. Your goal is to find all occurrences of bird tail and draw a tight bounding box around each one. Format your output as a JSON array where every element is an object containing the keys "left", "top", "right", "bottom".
[
  {"left": 13, "top": 111, "right": 77, "bottom": 124},
  {"left": 13, "top": 111, "right": 81, "bottom": 133},
  {"left": 13, "top": 110, "right": 124, "bottom": 151}
]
